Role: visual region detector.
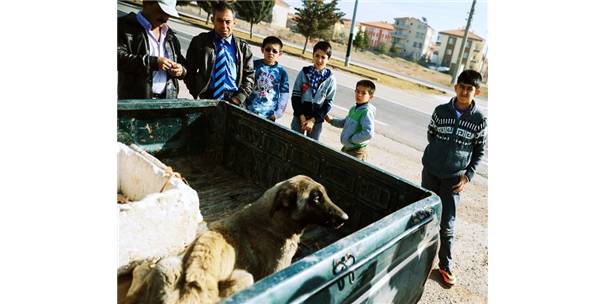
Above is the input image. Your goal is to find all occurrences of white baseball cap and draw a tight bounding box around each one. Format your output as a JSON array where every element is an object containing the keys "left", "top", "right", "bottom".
[{"left": 145, "top": 0, "right": 180, "bottom": 18}]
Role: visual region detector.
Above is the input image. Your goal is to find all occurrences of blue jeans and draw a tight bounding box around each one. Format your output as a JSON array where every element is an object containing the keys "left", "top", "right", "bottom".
[
  {"left": 291, "top": 117, "right": 323, "bottom": 140},
  {"left": 421, "top": 168, "right": 460, "bottom": 272}
]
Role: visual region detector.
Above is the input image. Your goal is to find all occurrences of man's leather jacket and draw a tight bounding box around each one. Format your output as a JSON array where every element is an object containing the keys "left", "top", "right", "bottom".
[
  {"left": 184, "top": 31, "right": 254, "bottom": 104},
  {"left": 117, "top": 12, "right": 186, "bottom": 99}
]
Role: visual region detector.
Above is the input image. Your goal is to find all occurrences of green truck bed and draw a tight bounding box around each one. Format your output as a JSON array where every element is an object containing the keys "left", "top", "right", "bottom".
[{"left": 117, "top": 99, "right": 441, "bottom": 303}]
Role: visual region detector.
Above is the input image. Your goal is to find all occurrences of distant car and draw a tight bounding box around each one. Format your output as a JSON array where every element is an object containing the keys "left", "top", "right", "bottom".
[{"left": 436, "top": 66, "right": 450, "bottom": 72}]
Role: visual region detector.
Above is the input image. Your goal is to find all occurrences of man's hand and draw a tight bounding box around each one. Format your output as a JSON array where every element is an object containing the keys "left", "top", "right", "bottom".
[
  {"left": 157, "top": 57, "right": 175, "bottom": 71},
  {"left": 452, "top": 175, "right": 469, "bottom": 193},
  {"left": 270, "top": 114, "right": 277, "bottom": 121},
  {"left": 324, "top": 114, "right": 332, "bottom": 123},
  {"left": 230, "top": 97, "right": 241, "bottom": 105},
  {"left": 168, "top": 63, "right": 184, "bottom": 77}
]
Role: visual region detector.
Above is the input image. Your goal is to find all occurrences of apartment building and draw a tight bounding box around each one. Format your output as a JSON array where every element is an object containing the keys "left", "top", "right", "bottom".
[
  {"left": 436, "top": 29, "right": 485, "bottom": 72},
  {"left": 392, "top": 17, "right": 434, "bottom": 60},
  {"left": 359, "top": 21, "right": 394, "bottom": 48}
]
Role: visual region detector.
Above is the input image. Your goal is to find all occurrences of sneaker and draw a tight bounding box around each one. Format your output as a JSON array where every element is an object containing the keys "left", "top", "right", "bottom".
[{"left": 439, "top": 268, "right": 456, "bottom": 285}]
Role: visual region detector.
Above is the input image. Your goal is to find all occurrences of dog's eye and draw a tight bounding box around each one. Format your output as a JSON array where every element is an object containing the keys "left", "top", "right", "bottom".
[{"left": 310, "top": 191, "right": 322, "bottom": 206}]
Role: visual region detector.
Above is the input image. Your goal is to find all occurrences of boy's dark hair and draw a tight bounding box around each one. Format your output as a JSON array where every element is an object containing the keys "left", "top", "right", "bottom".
[
  {"left": 356, "top": 79, "right": 376, "bottom": 95},
  {"left": 313, "top": 41, "right": 332, "bottom": 58},
  {"left": 213, "top": 1, "right": 235, "bottom": 15},
  {"left": 262, "top": 36, "right": 283, "bottom": 49},
  {"left": 456, "top": 69, "right": 482, "bottom": 88}
]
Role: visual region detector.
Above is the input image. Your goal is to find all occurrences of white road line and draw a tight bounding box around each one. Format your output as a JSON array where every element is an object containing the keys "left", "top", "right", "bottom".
[{"left": 332, "top": 105, "right": 388, "bottom": 126}]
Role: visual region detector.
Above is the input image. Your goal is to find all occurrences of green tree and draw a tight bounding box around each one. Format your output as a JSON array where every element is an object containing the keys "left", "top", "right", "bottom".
[
  {"left": 196, "top": 1, "right": 235, "bottom": 24},
  {"left": 377, "top": 42, "right": 388, "bottom": 54},
  {"left": 196, "top": 1, "right": 214, "bottom": 24},
  {"left": 353, "top": 30, "right": 369, "bottom": 51},
  {"left": 294, "top": 0, "right": 345, "bottom": 54},
  {"left": 234, "top": 0, "right": 274, "bottom": 39}
]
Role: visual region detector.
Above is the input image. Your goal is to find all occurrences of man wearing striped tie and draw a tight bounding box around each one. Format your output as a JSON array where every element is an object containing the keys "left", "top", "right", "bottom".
[{"left": 184, "top": 1, "right": 254, "bottom": 106}]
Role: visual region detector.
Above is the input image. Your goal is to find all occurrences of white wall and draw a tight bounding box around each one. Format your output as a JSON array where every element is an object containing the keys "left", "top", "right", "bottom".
[{"left": 271, "top": 5, "right": 289, "bottom": 28}]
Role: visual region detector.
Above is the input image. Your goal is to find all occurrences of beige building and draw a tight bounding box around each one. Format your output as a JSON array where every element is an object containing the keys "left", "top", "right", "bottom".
[
  {"left": 329, "top": 18, "right": 363, "bottom": 44},
  {"left": 436, "top": 29, "right": 485, "bottom": 73},
  {"left": 392, "top": 17, "right": 434, "bottom": 60},
  {"left": 359, "top": 21, "right": 394, "bottom": 49},
  {"left": 269, "top": 0, "right": 290, "bottom": 28}
]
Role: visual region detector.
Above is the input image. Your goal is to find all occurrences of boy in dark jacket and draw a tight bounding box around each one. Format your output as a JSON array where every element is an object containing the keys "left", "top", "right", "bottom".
[{"left": 421, "top": 70, "right": 487, "bottom": 286}]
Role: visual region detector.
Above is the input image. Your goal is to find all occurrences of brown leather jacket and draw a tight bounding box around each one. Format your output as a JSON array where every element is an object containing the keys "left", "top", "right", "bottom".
[
  {"left": 184, "top": 31, "right": 254, "bottom": 104},
  {"left": 117, "top": 12, "right": 186, "bottom": 100}
]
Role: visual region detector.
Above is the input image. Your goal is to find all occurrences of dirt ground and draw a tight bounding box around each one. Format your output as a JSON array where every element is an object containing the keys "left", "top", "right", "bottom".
[{"left": 275, "top": 112, "right": 488, "bottom": 304}]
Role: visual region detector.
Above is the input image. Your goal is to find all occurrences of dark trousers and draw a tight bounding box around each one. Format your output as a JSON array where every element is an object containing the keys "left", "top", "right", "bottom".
[{"left": 421, "top": 168, "right": 460, "bottom": 271}]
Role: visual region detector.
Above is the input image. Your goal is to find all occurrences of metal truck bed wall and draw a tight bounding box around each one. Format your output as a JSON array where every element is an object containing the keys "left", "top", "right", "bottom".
[{"left": 117, "top": 99, "right": 441, "bottom": 304}]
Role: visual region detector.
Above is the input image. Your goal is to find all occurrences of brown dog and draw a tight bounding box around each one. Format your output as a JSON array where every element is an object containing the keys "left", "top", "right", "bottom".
[{"left": 124, "top": 175, "right": 348, "bottom": 304}]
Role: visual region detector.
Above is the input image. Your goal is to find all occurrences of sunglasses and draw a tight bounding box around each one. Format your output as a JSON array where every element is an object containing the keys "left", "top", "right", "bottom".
[{"left": 264, "top": 48, "right": 280, "bottom": 54}]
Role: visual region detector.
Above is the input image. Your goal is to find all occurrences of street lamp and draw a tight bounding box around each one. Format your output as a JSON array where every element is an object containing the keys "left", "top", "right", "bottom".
[{"left": 344, "top": 0, "right": 359, "bottom": 67}]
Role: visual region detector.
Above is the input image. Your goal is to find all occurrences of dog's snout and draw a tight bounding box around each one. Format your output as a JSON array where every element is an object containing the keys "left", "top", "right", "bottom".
[{"left": 339, "top": 212, "right": 349, "bottom": 221}]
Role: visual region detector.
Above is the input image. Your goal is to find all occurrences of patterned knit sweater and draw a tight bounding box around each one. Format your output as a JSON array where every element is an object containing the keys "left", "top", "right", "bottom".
[{"left": 422, "top": 98, "right": 487, "bottom": 181}]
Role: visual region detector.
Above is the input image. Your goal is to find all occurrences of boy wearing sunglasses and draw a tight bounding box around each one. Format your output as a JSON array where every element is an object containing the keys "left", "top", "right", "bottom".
[{"left": 245, "top": 36, "right": 289, "bottom": 121}]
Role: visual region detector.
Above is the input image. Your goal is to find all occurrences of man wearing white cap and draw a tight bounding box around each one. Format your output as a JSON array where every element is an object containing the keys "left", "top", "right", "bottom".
[{"left": 118, "top": 0, "right": 187, "bottom": 99}]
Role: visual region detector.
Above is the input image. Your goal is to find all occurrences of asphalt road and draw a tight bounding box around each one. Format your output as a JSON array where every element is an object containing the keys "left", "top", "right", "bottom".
[{"left": 117, "top": 3, "right": 487, "bottom": 177}]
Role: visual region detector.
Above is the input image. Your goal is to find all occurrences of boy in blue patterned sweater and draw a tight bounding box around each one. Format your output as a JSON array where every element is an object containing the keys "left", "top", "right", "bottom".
[
  {"left": 421, "top": 69, "right": 487, "bottom": 286},
  {"left": 245, "top": 36, "right": 289, "bottom": 121}
]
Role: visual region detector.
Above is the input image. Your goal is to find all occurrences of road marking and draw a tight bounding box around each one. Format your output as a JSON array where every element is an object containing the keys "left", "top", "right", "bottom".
[{"left": 332, "top": 105, "right": 388, "bottom": 126}]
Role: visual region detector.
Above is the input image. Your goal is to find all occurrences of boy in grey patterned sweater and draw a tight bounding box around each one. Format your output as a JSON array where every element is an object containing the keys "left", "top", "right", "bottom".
[{"left": 421, "top": 70, "right": 487, "bottom": 286}]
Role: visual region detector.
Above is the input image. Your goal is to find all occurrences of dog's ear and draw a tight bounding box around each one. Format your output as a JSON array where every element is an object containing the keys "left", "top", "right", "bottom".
[{"left": 270, "top": 182, "right": 297, "bottom": 217}]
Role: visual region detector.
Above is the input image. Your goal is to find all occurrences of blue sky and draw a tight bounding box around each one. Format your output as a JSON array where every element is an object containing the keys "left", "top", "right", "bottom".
[{"left": 283, "top": 0, "right": 488, "bottom": 45}]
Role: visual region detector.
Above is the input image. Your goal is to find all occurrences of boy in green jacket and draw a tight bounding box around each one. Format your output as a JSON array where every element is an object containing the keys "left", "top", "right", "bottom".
[{"left": 325, "top": 80, "right": 376, "bottom": 161}]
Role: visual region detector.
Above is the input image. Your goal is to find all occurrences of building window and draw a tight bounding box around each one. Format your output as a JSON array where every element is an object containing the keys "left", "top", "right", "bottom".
[
  {"left": 448, "top": 37, "right": 456, "bottom": 45},
  {"left": 446, "top": 49, "right": 452, "bottom": 55}
]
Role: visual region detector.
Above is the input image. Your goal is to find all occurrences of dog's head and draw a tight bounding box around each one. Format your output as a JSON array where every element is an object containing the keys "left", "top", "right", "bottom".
[{"left": 271, "top": 175, "right": 348, "bottom": 228}]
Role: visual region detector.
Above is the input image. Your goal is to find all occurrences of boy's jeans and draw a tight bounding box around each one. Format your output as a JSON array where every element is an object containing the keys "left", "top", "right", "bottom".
[
  {"left": 291, "top": 117, "right": 323, "bottom": 140},
  {"left": 421, "top": 168, "right": 460, "bottom": 272}
]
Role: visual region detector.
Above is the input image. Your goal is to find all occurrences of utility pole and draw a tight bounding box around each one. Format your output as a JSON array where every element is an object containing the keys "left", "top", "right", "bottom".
[
  {"left": 344, "top": 0, "right": 359, "bottom": 67},
  {"left": 450, "top": 0, "right": 476, "bottom": 85},
  {"left": 479, "top": 46, "right": 487, "bottom": 73}
]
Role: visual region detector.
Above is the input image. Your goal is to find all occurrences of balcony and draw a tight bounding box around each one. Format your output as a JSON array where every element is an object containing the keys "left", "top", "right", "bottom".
[{"left": 391, "top": 32, "right": 409, "bottom": 40}]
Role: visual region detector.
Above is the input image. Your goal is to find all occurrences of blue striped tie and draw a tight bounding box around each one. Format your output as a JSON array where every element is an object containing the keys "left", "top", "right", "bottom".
[{"left": 212, "top": 42, "right": 227, "bottom": 100}]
